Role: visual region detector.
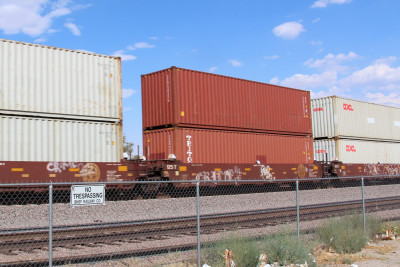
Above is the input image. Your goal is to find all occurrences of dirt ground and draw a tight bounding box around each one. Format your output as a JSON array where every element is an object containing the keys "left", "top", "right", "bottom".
[
  {"left": 66, "top": 238, "right": 400, "bottom": 266},
  {"left": 315, "top": 238, "right": 400, "bottom": 266}
]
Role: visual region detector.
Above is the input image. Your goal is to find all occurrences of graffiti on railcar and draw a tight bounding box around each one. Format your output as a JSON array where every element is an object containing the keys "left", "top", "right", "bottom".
[
  {"left": 47, "top": 162, "right": 85, "bottom": 173},
  {"left": 46, "top": 162, "right": 101, "bottom": 182},
  {"left": 81, "top": 163, "right": 101, "bottom": 182},
  {"left": 260, "top": 165, "right": 275, "bottom": 180},
  {"left": 383, "top": 165, "right": 400, "bottom": 175},
  {"left": 195, "top": 166, "right": 242, "bottom": 181},
  {"left": 364, "top": 163, "right": 400, "bottom": 176}
]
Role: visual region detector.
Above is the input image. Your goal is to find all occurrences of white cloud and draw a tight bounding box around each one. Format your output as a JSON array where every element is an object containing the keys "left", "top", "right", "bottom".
[
  {"left": 269, "top": 77, "right": 280, "bottom": 84},
  {"left": 122, "top": 89, "right": 137, "bottom": 98},
  {"left": 340, "top": 63, "right": 400, "bottom": 90},
  {"left": 64, "top": 22, "right": 80, "bottom": 35},
  {"left": 127, "top": 42, "right": 155, "bottom": 50},
  {"left": 273, "top": 22, "right": 305, "bottom": 40},
  {"left": 373, "top": 56, "right": 397, "bottom": 65},
  {"left": 229, "top": 60, "right": 242, "bottom": 67},
  {"left": 365, "top": 92, "right": 400, "bottom": 107},
  {"left": 311, "top": 0, "right": 352, "bottom": 8},
  {"left": 264, "top": 55, "right": 279, "bottom": 60},
  {"left": 312, "top": 18, "right": 320, "bottom": 23},
  {"left": 0, "top": 0, "right": 71, "bottom": 36},
  {"left": 149, "top": 36, "right": 158, "bottom": 40},
  {"left": 310, "top": 90, "right": 330, "bottom": 99},
  {"left": 112, "top": 50, "right": 137, "bottom": 61},
  {"left": 275, "top": 54, "right": 400, "bottom": 104},
  {"left": 310, "top": 86, "right": 350, "bottom": 99},
  {"left": 134, "top": 42, "right": 155, "bottom": 49},
  {"left": 70, "top": 3, "right": 92, "bottom": 11},
  {"left": 209, "top": 66, "right": 218, "bottom": 73},
  {"left": 310, "top": 40, "right": 322, "bottom": 46},
  {"left": 123, "top": 107, "right": 132, "bottom": 112},
  {"left": 279, "top": 71, "right": 338, "bottom": 90},
  {"left": 34, "top": 37, "right": 46, "bottom": 43},
  {"left": 304, "top": 52, "right": 359, "bottom": 72}
]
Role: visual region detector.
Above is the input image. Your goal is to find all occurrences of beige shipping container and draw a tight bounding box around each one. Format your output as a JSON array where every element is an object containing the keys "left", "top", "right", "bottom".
[
  {"left": 0, "top": 39, "right": 122, "bottom": 121},
  {"left": 0, "top": 115, "right": 123, "bottom": 162},
  {"left": 314, "top": 139, "right": 400, "bottom": 164},
  {"left": 312, "top": 96, "right": 400, "bottom": 141}
]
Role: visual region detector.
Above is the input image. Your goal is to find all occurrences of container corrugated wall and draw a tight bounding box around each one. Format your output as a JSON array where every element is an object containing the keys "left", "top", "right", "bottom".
[
  {"left": 312, "top": 96, "right": 400, "bottom": 141},
  {"left": 143, "top": 128, "right": 313, "bottom": 164},
  {"left": 0, "top": 115, "right": 123, "bottom": 162},
  {"left": 314, "top": 139, "right": 400, "bottom": 163},
  {"left": 142, "top": 67, "right": 311, "bottom": 135},
  {"left": 0, "top": 39, "right": 122, "bottom": 121}
]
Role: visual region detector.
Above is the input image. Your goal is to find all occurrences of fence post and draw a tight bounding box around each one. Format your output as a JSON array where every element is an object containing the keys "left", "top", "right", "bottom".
[
  {"left": 49, "top": 182, "right": 53, "bottom": 267},
  {"left": 196, "top": 181, "right": 201, "bottom": 267},
  {"left": 296, "top": 179, "right": 300, "bottom": 243},
  {"left": 361, "top": 177, "right": 366, "bottom": 232}
]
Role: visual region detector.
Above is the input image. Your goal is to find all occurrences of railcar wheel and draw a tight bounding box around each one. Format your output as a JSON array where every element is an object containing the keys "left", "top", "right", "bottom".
[
  {"left": 165, "top": 183, "right": 180, "bottom": 198},
  {"left": 320, "top": 180, "right": 331, "bottom": 189}
]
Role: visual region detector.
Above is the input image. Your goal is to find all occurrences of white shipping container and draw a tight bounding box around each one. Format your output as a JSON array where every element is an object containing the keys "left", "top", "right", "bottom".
[
  {"left": 0, "top": 39, "right": 122, "bottom": 121},
  {"left": 0, "top": 115, "right": 122, "bottom": 162},
  {"left": 312, "top": 96, "right": 400, "bottom": 141},
  {"left": 314, "top": 139, "right": 400, "bottom": 164}
]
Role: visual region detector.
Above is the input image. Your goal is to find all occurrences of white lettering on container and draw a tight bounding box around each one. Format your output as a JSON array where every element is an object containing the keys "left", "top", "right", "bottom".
[{"left": 186, "top": 135, "right": 192, "bottom": 163}]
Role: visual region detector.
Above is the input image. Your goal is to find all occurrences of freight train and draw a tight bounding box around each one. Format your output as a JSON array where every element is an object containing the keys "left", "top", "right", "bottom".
[
  {"left": 1, "top": 153, "right": 400, "bottom": 197},
  {"left": 0, "top": 39, "right": 399, "bottom": 197}
]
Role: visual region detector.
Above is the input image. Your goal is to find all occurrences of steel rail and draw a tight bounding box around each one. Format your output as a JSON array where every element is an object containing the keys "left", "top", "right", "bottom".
[{"left": 1, "top": 196, "right": 400, "bottom": 266}]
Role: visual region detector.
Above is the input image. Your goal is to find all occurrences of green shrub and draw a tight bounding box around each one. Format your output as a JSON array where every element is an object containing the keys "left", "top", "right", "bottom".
[
  {"left": 366, "top": 216, "right": 383, "bottom": 239},
  {"left": 342, "top": 257, "right": 353, "bottom": 264},
  {"left": 318, "top": 215, "right": 373, "bottom": 253},
  {"left": 202, "top": 235, "right": 260, "bottom": 267},
  {"left": 261, "top": 231, "right": 313, "bottom": 266}
]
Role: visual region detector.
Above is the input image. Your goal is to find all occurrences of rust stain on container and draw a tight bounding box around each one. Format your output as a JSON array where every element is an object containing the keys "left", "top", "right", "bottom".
[{"left": 142, "top": 67, "right": 312, "bottom": 135}]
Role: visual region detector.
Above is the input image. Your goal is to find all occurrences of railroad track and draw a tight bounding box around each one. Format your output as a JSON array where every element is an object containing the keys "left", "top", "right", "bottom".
[{"left": 1, "top": 196, "right": 400, "bottom": 266}]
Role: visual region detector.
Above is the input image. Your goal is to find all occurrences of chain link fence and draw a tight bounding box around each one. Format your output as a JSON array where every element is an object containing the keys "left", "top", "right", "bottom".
[{"left": 0, "top": 176, "right": 399, "bottom": 266}]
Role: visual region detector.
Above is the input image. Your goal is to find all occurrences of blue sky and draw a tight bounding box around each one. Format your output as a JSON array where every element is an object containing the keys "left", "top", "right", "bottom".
[{"left": 1, "top": 0, "right": 399, "bottom": 153}]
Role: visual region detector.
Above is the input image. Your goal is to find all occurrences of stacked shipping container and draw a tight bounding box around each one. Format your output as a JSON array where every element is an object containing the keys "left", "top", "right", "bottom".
[
  {"left": 142, "top": 67, "right": 314, "bottom": 164},
  {"left": 312, "top": 96, "right": 400, "bottom": 163},
  {"left": 143, "top": 128, "right": 313, "bottom": 164},
  {"left": 0, "top": 39, "right": 123, "bottom": 162},
  {"left": 142, "top": 67, "right": 311, "bottom": 135}
]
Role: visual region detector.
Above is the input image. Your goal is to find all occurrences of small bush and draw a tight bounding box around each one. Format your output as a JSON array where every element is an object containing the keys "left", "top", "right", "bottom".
[
  {"left": 318, "top": 215, "right": 375, "bottom": 254},
  {"left": 261, "top": 231, "right": 313, "bottom": 266},
  {"left": 202, "top": 235, "right": 260, "bottom": 267},
  {"left": 342, "top": 257, "right": 353, "bottom": 264},
  {"left": 366, "top": 216, "right": 383, "bottom": 239}
]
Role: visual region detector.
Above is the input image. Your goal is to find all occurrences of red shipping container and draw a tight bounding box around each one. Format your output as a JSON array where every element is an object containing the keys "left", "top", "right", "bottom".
[
  {"left": 142, "top": 67, "right": 311, "bottom": 135},
  {"left": 143, "top": 128, "right": 313, "bottom": 164}
]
